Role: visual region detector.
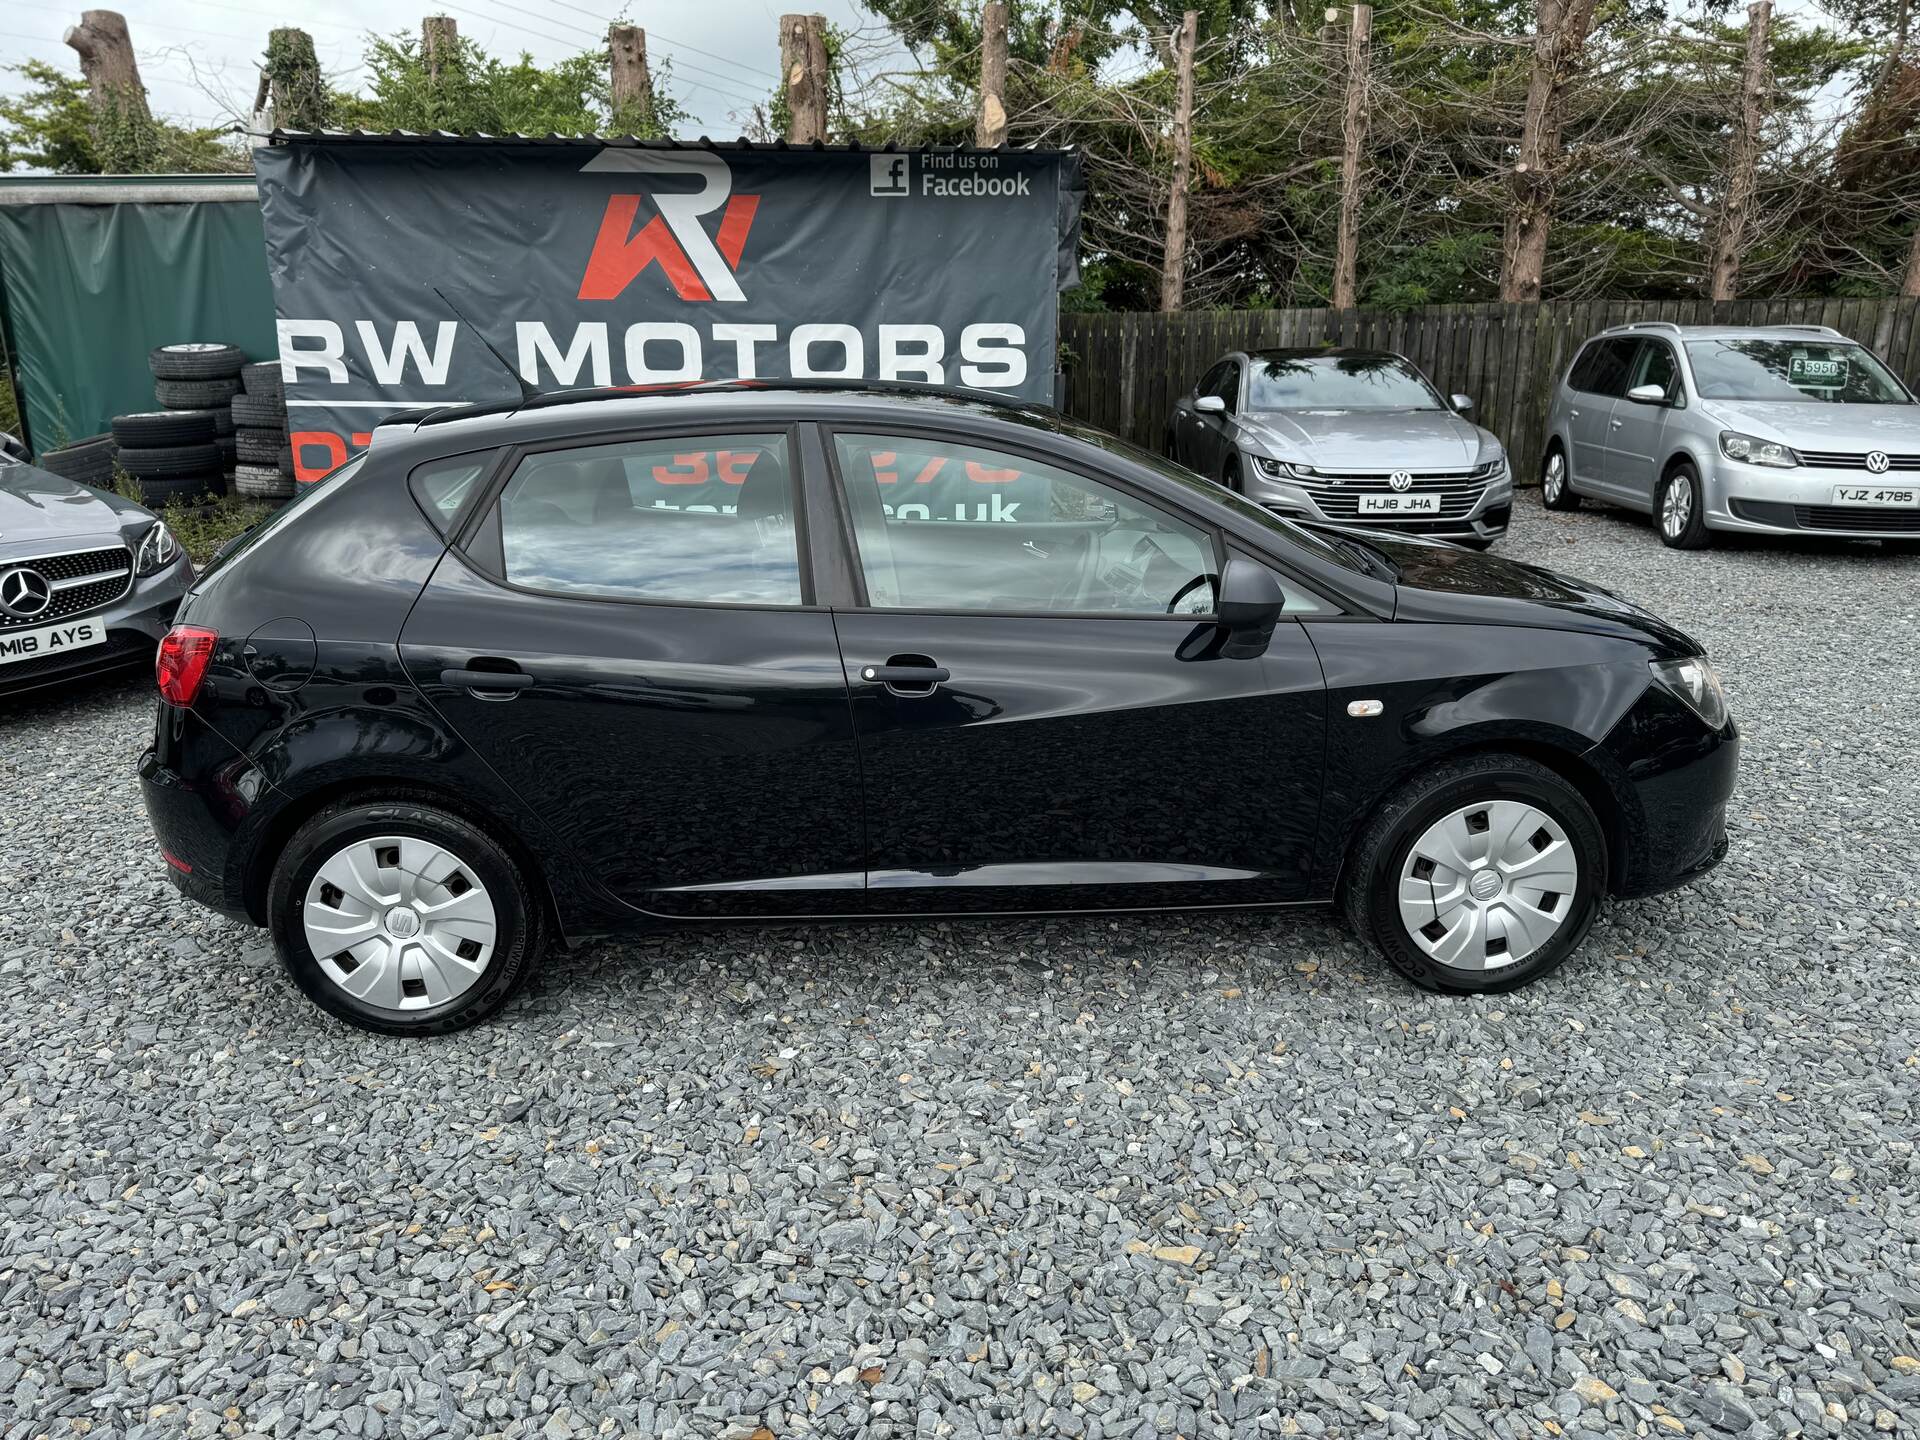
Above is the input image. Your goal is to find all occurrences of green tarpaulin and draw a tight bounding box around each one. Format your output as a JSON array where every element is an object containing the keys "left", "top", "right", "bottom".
[{"left": 0, "top": 175, "right": 277, "bottom": 454}]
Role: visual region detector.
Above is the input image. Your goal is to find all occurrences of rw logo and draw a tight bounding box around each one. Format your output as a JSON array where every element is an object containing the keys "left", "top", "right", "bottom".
[{"left": 576, "top": 151, "right": 760, "bottom": 303}]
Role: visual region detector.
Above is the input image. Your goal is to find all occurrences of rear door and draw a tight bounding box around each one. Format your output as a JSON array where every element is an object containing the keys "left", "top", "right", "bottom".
[
  {"left": 397, "top": 426, "right": 866, "bottom": 917},
  {"left": 822, "top": 425, "right": 1329, "bottom": 913}
]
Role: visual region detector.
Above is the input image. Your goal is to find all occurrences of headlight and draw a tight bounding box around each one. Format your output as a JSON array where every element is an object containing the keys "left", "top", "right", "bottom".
[
  {"left": 135, "top": 521, "right": 178, "bottom": 576},
  {"left": 1719, "top": 431, "right": 1797, "bottom": 469},
  {"left": 1472, "top": 457, "right": 1509, "bottom": 481},
  {"left": 1649, "top": 655, "right": 1729, "bottom": 730},
  {"left": 1253, "top": 456, "right": 1319, "bottom": 480}
]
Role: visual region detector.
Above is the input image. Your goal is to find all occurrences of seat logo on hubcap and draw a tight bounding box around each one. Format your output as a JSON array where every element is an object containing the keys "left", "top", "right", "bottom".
[
  {"left": 1469, "top": 869, "right": 1502, "bottom": 900},
  {"left": 385, "top": 906, "right": 421, "bottom": 938}
]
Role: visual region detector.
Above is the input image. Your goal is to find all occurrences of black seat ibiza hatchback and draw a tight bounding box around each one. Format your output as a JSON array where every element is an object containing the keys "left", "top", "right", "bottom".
[{"left": 141, "top": 385, "right": 1737, "bottom": 1034}]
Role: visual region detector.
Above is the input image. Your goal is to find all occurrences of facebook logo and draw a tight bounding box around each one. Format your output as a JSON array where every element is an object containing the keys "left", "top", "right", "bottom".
[{"left": 869, "top": 154, "right": 910, "bottom": 197}]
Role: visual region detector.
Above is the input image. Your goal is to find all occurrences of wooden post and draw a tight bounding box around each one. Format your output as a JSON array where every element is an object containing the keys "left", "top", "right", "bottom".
[
  {"left": 609, "top": 24, "right": 653, "bottom": 131},
  {"left": 63, "top": 10, "right": 150, "bottom": 124},
  {"left": 976, "top": 1, "right": 1009, "bottom": 148},
  {"left": 1499, "top": 0, "right": 1600, "bottom": 302},
  {"left": 423, "top": 15, "right": 458, "bottom": 86},
  {"left": 1709, "top": 0, "right": 1770, "bottom": 302},
  {"left": 780, "top": 14, "right": 830, "bottom": 144},
  {"left": 1332, "top": 4, "right": 1372, "bottom": 311},
  {"left": 1903, "top": 223, "right": 1920, "bottom": 300},
  {"left": 1160, "top": 10, "right": 1197, "bottom": 313}
]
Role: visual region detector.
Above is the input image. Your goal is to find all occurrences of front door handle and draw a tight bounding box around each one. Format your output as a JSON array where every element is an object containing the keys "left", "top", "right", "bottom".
[
  {"left": 1570, "top": 408, "right": 1582, "bottom": 418},
  {"left": 442, "top": 667, "right": 534, "bottom": 696},
  {"left": 1609, "top": 418, "right": 1623, "bottom": 429},
  {"left": 860, "top": 662, "right": 950, "bottom": 690}
]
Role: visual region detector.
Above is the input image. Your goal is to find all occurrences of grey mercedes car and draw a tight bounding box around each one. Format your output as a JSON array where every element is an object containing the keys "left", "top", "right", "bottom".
[
  {"left": 1166, "top": 349, "right": 1513, "bottom": 546},
  {"left": 1542, "top": 322, "right": 1920, "bottom": 549},
  {"left": 0, "top": 461, "right": 192, "bottom": 697}
]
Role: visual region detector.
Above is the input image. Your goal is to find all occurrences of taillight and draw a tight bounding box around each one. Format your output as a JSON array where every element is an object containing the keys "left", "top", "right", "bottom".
[{"left": 156, "top": 625, "right": 218, "bottom": 707}]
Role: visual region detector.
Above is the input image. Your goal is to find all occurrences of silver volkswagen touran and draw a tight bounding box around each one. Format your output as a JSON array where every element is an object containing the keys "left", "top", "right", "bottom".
[
  {"left": 1541, "top": 322, "right": 1920, "bottom": 549},
  {"left": 1166, "top": 349, "right": 1513, "bottom": 547}
]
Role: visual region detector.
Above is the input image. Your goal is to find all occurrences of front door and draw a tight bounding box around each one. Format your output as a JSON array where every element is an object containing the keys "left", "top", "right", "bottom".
[
  {"left": 398, "top": 427, "right": 866, "bottom": 917},
  {"left": 825, "top": 427, "right": 1328, "bottom": 912},
  {"left": 1606, "top": 338, "right": 1680, "bottom": 511}
]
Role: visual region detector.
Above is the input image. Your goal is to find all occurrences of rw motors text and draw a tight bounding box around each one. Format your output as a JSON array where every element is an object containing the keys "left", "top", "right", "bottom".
[{"left": 277, "top": 318, "right": 1034, "bottom": 391}]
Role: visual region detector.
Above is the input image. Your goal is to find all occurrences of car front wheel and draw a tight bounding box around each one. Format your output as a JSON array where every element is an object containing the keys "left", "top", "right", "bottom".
[
  {"left": 268, "top": 797, "right": 547, "bottom": 1035},
  {"left": 1541, "top": 446, "right": 1579, "bottom": 510},
  {"left": 1658, "top": 464, "right": 1710, "bottom": 549},
  {"left": 1343, "top": 753, "right": 1605, "bottom": 993}
]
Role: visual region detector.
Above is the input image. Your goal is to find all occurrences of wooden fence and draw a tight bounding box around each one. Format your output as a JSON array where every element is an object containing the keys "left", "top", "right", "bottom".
[{"left": 1059, "top": 297, "right": 1920, "bottom": 483}]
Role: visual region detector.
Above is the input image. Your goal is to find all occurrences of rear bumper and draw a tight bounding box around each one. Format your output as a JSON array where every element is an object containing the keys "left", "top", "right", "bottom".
[{"left": 139, "top": 715, "right": 274, "bottom": 925}]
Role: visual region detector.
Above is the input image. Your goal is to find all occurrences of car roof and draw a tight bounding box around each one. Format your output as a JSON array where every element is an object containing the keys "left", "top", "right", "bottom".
[
  {"left": 1243, "top": 347, "right": 1403, "bottom": 362},
  {"left": 370, "top": 382, "right": 1065, "bottom": 456},
  {"left": 1593, "top": 322, "right": 1854, "bottom": 343}
]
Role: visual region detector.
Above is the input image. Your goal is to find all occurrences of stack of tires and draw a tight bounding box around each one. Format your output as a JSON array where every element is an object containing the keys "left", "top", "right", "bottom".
[
  {"left": 233, "top": 362, "right": 294, "bottom": 500},
  {"left": 111, "top": 410, "right": 227, "bottom": 508},
  {"left": 36, "top": 433, "right": 120, "bottom": 488}
]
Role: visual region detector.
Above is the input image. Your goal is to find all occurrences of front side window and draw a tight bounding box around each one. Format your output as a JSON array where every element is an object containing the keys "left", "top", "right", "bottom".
[
  {"left": 1684, "top": 340, "right": 1910, "bottom": 405},
  {"left": 1209, "top": 362, "right": 1241, "bottom": 411},
  {"left": 1245, "top": 355, "right": 1444, "bottom": 411},
  {"left": 1630, "top": 341, "right": 1679, "bottom": 398},
  {"left": 833, "top": 431, "right": 1218, "bottom": 615},
  {"left": 497, "top": 433, "right": 801, "bottom": 605}
]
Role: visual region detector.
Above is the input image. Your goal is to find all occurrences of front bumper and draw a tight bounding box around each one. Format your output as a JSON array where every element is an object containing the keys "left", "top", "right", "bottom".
[
  {"left": 1705, "top": 459, "right": 1920, "bottom": 538},
  {"left": 0, "top": 552, "right": 190, "bottom": 698},
  {"left": 1593, "top": 681, "right": 1740, "bottom": 900},
  {"left": 1241, "top": 458, "right": 1513, "bottom": 543}
]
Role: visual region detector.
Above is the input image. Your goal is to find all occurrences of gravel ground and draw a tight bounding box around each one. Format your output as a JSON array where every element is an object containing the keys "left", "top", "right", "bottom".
[{"left": 2, "top": 492, "right": 1917, "bottom": 1440}]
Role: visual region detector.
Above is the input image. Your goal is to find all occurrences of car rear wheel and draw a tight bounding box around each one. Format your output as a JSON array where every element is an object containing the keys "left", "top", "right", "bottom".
[
  {"left": 1343, "top": 753, "right": 1604, "bottom": 993},
  {"left": 268, "top": 798, "right": 546, "bottom": 1035},
  {"left": 1658, "top": 463, "right": 1710, "bottom": 549},
  {"left": 1541, "top": 446, "right": 1579, "bottom": 511}
]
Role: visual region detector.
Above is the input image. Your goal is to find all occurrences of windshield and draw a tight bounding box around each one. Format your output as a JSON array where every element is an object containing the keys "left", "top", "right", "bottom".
[
  {"left": 1051, "top": 417, "right": 1374, "bottom": 576},
  {"left": 1685, "top": 340, "right": 1911, "bottom": 405},
  {"left": 1246, "top": 355, "right": 1445, "bottom": 412}
]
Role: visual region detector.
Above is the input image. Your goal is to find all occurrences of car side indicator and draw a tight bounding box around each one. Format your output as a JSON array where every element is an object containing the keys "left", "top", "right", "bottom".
[{"left": 1347, "top": 698, "right": 1384, "bottom": 718}]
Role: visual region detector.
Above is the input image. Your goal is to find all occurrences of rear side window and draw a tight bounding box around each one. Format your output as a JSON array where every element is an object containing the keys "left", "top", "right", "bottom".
[
  {"left": 410, "top": 451, "right": 496, "bottom": 532},
  {"left": 1569, "top": 339, "right": 1635, "bottom": 397},
  {"left": 495, "top": 433, "right": 801, "bottom": 605}
]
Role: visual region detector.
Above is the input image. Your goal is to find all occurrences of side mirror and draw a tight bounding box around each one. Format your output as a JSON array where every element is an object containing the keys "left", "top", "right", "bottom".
[
  {"left": 1450, "top": 393, "right": 1474, "bottom": 413},
  {"left": 1195, "top": 394, "right": 1227, "bottom": 415},
  {"left": 1216, "top": 555, "right": 1287, "bottom": 655},
  {"left": 1625, "top": 383, "right": 1669, "bottom": 406}
]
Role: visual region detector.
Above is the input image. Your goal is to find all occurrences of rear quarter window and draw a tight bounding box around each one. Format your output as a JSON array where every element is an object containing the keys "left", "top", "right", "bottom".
[{"left": 410, "top": 451, "right": 498, "bottom": 532}]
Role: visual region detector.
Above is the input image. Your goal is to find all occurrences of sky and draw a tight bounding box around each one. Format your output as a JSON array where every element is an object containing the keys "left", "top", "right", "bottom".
[{"left": 0, "top": 0, "right": 883, "bottom": 140}]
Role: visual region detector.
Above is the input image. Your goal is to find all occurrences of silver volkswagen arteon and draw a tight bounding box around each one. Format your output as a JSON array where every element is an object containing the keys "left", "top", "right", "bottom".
[
  {"left": 1166, "top": 349, "right": 1513, "bottom": 547},
  {"left": 1541, "top": 321, "right": 1920, "bottom": 549}
]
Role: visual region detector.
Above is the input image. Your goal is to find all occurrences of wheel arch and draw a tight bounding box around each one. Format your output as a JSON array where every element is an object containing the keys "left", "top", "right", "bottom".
[
  {"left": 239, "top": 773, "right": 573, "bottom": 941},
  {"left": 1330, "top": 734, "right": 1628, "bottom": 905}
]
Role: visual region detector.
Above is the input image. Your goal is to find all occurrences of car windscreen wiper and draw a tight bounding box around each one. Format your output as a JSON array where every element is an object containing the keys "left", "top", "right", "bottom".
[{"left": 1307, "top": 526, "right": 1400, "bottom": 581}]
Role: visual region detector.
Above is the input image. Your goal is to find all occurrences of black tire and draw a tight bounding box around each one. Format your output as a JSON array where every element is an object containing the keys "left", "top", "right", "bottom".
[
  {"left": 149, "top": 342, "right": 245, "bottom": 380},
  {"left": 138, "top": 473, "right": 224, "bottom": 506},
  {"left": 1657, "top": 463, "right": 1710, "bottom": 550},
  {"left": 1540, "top": 444, "right": 1579, "bottom": 511},
  {"left": 112, "top": 410, "right": 217, "bottom": 446},
  {"left": 241, "top": 361, "right": 284, "bottom": 400},
  {"left": 1221, "top": 457, "right": 1242, "bottom": 493},
  {"left": 155, "top": 376, "right": 242, "bottom": 409},
  {"left": 212, "top": 407, "right": 235, "bottom": 436},
  {"left": 38, "top": 437, "right": 117, "bottom": 481},
  {"left": 119, "top": 443, "right": 224, "bottom": 478},
  {"left": 231, "top": 393, "right": 288, "bottom": 429},
  {"left": 234, "top": 429, "right": 293, "bottom": 465},
  {"left": 1342, "top": 752, "right": 1606, "bottom": 995},
  {"left": 234, "top": 464, "right": 296, "bottom": 499},
  {"left": 267, "top": 797, "right": 547, "bottom": 1036}
]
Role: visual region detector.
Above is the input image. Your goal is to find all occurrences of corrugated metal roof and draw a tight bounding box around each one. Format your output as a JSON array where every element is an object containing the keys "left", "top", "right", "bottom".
[
  {"left": 0, "top": 174, "right": 259, "bottom": 205},
  {"left": 265, "top": 128, "right": 1064, "bottom": 156}
]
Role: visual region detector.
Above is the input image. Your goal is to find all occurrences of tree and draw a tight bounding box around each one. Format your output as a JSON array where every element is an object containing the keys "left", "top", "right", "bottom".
[{"left": 0, "top": 59, "right": 243, "bottom": 173}]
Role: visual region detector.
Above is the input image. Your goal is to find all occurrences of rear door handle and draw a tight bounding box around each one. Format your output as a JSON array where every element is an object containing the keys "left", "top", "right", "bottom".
[
  {"left": 442, "top": 668, "right": 534, "bottom": 694},
  {"left": 1609, "top": 419, "right": 1623, "bottom": 429},
  {"left": 861, "top": 663, "right": 950, "bottom": 688},
  {"left": 1570, "top": 408, "right": 1582, "bottom": 418}
]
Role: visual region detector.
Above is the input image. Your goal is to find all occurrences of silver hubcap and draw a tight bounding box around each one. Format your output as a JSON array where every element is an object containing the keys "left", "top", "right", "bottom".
[
  {"left": 1544, "top": 453, "right": 1564, "bottom": 500},
  {"left": 1398, "top": 801, "right": 1578, "bottom": 970},
  {"left": 302, "top": 835, "right": 498, "bottom": 1011},
  {"left": 1663, "top": 476, "right": 1691, "bottom": 537}
]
